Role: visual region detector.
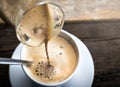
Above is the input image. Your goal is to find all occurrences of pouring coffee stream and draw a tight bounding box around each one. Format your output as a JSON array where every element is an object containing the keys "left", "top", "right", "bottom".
[
  {"left": 0, "top": 2, "right": 64, "bottom": 78},
  {"left": 16, "top": 3, "right": 64, "bottom": 67},
  {"left": 45, "top": 41, "right": 50, "bottom": 65}
]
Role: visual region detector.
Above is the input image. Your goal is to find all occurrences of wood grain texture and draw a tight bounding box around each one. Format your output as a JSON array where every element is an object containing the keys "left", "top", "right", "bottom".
[
  {"left": 63, "top": 21, "right": 120, "bottom": 87},
  {"left": 0, "top": 24, "right": 19, "bottom": 87}
]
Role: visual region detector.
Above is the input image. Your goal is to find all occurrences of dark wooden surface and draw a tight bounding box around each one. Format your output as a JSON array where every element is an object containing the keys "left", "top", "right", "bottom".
[{"left": 0, "top": 21, "right": 120, "bottom": 87}]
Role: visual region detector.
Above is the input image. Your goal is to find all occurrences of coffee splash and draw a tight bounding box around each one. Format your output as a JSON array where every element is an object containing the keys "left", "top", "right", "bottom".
[
  {"left": 35, "top": 61, "right": 56, "bottom": 80},
  {"left": 35, "top": 40, "right": 56, "bottom": 80}
]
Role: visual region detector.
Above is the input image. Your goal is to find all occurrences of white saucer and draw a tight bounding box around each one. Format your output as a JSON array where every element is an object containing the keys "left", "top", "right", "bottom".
[{"left": 9, "top": 32, "right": 94, "bottom": 87}]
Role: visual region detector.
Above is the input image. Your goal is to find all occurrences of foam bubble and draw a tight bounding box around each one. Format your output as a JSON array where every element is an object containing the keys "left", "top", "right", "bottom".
[{"left": 35, "top": 61, "right": 56, "bottom": 80}]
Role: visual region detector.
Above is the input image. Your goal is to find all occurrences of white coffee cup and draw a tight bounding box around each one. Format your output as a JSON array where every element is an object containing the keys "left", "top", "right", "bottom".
[{"left": 21, "top": 30, "right": 80, "bottom": 86}]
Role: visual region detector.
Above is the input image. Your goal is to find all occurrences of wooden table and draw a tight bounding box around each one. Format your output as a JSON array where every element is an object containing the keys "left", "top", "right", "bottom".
[{"left": 0, "top": 20, "right": 120, "bottom": 87}]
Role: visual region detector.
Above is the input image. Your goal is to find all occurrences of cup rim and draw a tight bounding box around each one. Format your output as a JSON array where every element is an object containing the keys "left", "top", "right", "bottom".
[{"left": 21, "top": 30, "right": 80, "bottom": 86}]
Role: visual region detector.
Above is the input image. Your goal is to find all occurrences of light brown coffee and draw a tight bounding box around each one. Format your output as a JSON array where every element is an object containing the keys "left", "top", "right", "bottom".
[
  {"left": 16, "top": 3, "right": 64, "bottom": 47},
  {"left": 22, "top": 36, "right": 78, "bottom": 84}
]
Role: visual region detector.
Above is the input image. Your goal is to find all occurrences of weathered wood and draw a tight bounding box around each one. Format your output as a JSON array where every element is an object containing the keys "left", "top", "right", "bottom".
[
  {"left": 0, "top": 24, "right": 19, "bottom": 53},
  {"left": 63, "top": 21, "right": 120, "bottom": 87},
  {"left": 0, "top": 24, "right": 19, "bottom": 87}
]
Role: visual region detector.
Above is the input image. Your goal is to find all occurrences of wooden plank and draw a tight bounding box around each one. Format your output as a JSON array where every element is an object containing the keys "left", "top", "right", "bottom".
[{"left": 63, "top": 21, "right": 120, "bottom": 86}]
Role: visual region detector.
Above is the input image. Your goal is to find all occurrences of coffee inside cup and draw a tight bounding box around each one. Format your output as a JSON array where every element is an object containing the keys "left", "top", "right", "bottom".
[{"left": 21, "top": 35, "right": 78, "bottom": 84}]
